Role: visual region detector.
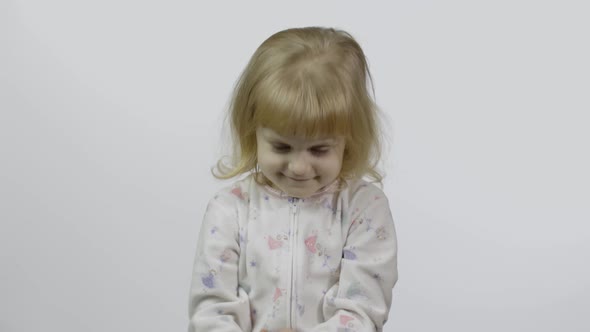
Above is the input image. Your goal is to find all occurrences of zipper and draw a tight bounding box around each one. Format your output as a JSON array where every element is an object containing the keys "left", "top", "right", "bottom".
[{"left": 287, "top": 197, "right": 299, "bottom": 329}]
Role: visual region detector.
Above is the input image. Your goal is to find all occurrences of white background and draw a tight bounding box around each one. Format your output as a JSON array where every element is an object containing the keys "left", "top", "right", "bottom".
[{"left": 2, "top": 1, "right": 589, "bottom": 331}]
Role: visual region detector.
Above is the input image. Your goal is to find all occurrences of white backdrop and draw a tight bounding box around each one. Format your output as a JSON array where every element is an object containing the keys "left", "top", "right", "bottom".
[{"left": 2, "top": 1, "right": 589, "bottom": 331}]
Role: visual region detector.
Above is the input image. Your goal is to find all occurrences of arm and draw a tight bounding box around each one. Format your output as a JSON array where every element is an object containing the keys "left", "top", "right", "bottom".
[
  {"left": 188, "top": 194, "right": 251, "bottom": 332},
  {"left": 311, "top": 188, "right": 398, "bottom": 331}
]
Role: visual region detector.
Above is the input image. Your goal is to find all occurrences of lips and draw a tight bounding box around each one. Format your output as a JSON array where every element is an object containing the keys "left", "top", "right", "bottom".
[
  {"left": 285, "top": 175, "right": 312, "bottom": 182},
  {"left": 290, "top": 177, "right": 310, "bottom": 181}
]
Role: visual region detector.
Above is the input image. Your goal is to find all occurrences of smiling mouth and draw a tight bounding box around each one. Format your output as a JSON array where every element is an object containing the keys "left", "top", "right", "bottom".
[{"left": 286, "top": 175, "right": 313, "bottom": 182}]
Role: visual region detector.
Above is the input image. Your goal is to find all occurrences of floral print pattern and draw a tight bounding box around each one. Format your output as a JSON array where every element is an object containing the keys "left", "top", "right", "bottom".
[{"left": 188, "top": 174, "right": 397, "bottom": 332}]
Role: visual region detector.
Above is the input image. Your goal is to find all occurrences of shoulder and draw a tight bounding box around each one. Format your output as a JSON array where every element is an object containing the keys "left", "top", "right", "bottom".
[
  {"left": 339, "top": 179, "right": 394, "bottom": 234},
  {"left": 338, "top": 178, "right": 392, "bottom": 225},
  {"left": 207, "top": 174, "right": 257, "bottom": 208},
  {"left": 342, "top": 178, "right": 389, "bottom": 207},
  {"left": 200, "top": 175, "right": 258, "bottom": 228}
]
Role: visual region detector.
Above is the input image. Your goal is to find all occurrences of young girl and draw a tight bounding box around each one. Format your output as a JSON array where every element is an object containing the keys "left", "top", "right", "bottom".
[{"left": 188, "top": 27, "right": 398, "bottom": 332}]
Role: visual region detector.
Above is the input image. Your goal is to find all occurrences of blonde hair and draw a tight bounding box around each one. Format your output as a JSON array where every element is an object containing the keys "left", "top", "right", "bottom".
[{"left": 213, "top": 26, "right": 385, "bottom": 185}]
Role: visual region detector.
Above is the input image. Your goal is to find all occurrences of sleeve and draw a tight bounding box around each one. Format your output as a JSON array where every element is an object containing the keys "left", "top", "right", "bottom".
[
  {"left": 311, "top": 187, "right": 398, "bottom": 332},
  {"left": 187, "top": 193, "right": 251, "bottom": 332}
]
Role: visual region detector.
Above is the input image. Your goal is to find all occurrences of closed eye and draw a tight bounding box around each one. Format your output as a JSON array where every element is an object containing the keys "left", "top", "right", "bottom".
[
  {"left": 272, "top": 144, "right": 291, "bottom": 153},
  {"left": 310, "top": 146, "right": 330, "bottom": 156}
]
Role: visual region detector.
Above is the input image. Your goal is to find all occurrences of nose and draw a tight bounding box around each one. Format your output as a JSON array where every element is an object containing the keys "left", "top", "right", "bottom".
[{"left": 288, "top": 153, "right": 311, "bottom": 177}]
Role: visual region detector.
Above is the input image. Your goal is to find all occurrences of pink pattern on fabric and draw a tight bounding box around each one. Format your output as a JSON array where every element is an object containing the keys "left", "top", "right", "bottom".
[
  {"left": 219, "top": 248, "right": 232, "bottom": 262},
  {"left": 231, "top": 187, "right": 245, "bottom": 200},
  {"left": 273, "top": 287, "right": 282, "bottom": 301},
  {"left": 305, "top": 235, "right": 317, "bottom": 253},
  {"left": 268, "top": 236, "right": 283, "bottom": 250},
  {"left": 340, "top": 314, "right": 354, "bottom": 325}
]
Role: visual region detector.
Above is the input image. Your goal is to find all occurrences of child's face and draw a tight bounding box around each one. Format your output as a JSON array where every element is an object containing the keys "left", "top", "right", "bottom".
[{"left": 256, "top": 127, "right": 345, "bottom": 198}]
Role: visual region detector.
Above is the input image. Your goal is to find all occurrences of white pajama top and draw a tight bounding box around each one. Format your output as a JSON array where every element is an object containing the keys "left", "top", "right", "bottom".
[{"left": 188, "top": 174, "right": 398, "bottom": 332}]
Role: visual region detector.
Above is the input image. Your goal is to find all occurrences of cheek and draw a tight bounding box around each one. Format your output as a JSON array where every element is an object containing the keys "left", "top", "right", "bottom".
[
  {"left": 318, "top": 155, "right": 343, "bottom": 174},
  {"left": 330, "top": 151, "right": 345, "bottom": 173},
  {"left": 258, "top": 151, "right": 284, "bottom": 170},
  {"left": 333, "top": 158, "right": 344, "bottom": 173}
]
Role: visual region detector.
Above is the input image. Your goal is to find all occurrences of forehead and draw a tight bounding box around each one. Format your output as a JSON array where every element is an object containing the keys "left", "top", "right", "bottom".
[{"left": 257, "top": 127, "right": 341, "bottom": 145}]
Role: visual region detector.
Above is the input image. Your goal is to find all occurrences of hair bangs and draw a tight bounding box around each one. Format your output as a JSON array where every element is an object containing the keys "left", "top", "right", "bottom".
[
  {"left": 214, "top": 27, "right": 385, "bottom": 185},
  {"left": 253, "top": 71, "right": 351, "bottom": 139}
]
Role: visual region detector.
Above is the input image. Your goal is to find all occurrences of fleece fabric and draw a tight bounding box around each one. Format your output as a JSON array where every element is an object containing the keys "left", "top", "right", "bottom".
[{"left": 188, "top": 174, "right": 398, "bottom": 332}]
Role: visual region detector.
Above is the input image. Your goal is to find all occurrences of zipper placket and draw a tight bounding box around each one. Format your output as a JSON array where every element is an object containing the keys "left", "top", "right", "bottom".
[{"left": 287, "top": 197, "right": 299, "bottom": 329}]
